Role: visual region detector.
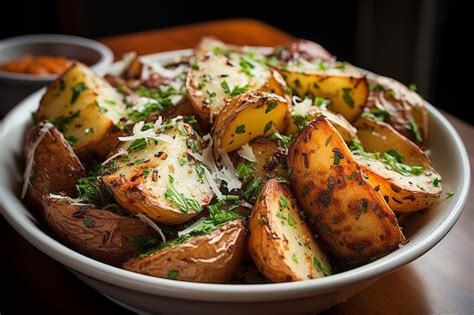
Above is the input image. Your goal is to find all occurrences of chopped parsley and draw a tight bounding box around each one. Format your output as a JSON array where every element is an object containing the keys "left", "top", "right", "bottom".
[
  {"left": 445, "top": 191, "right": 454, "bottom": 199},
  {"left": 279, "top": 195, "right": 289, "bottom": 209},
  {"left": 313, "top": 256, "right": 331, "bottom": 276},
  {"left": 269, "top": 132, "right": 293, "bottom": 149},
  {"left": 342, "top": 87, "right": 355, "bottom": 109},
  {"left": 235, "top": 124, "right": 246, "bottom": 134},
  {"left": 164, "top": 176, "right": 202, "bottom": 213},
  {"left": 291, "top": 253, "right": 298, "bottom": 264},
  {"left": 432, "top": 177, "right": 441, "bottom": 187},
  {"left": 236, "top": 162, "right": 256, "bottom": 181},
  {"left": 230, "top": 84, "right": 251, "bottom": 96},
  {"left": 128, "top": 236, "right": 159, "bottom": 251},
  {"left": 287, "top": 214, "right": 297, "bottom": 227},
  {"left": 265, "top": 101, "right": 278, "bottom": 113},
  {"left": 362, "top": 108, "right": 392, "bottom": 123},
  {"left": 409, "top": 83, "right": 417, "bottom": 92},
  {"left": 167, "top": 270, "right": 179, "bottom": 280},
  {"left": 76, "top": 175, "right": 113, "bottom": 206},
  {"left": 71, "top": 82, "right": 88, "bottom": 104},
  {"left": 51, "top": 110, "right": 81, "bottom": 132},
  {"left": 220, "top": 80, "right": 231, "bottom": 94},
  {"left": 263, "top": 121, "right": 273, "bottom": 134},
  {"left": 128, "top": 138, "right": 147, "bottom": 153},
  {"left": 408, "top": 118, "right": 423, "bottom": 142}
]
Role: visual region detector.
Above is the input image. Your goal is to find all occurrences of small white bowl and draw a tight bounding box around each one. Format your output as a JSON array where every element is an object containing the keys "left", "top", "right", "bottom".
[
  {"left": 0, "top": 34, "right": 113, "bottom": 116},
  {"left": 0, "top": 50, "right": 470, "bottom": 315}
]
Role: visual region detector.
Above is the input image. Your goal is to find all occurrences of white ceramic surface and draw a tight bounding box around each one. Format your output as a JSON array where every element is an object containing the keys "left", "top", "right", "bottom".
[{"left": 0, "top": 50, "right": 470, "bottom": 315}]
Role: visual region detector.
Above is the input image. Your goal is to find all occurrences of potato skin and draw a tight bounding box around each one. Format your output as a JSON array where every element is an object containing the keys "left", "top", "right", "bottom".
[
  {"left": 354, "top": 116, "right": 431, "bottom": 167},
  {"left": 288, "top": 116, "right": 405, "bottom": 264},
  {"left": 365, "top": 74, "right": 428, "bottom": 146},
  {"left": 124, "top": 220, "right": 245, "bottom": 283},
  {"left": 248, "top": 179, "right": 331, "bottom": 282},
  {"left": 24, "top": 124, "right": 85, "bottom": 211},
  {"left": 212, "top": 91, "right": 289, "bottom": 154},
  {"left": 43, "top": 196, "right": 154, "bottom": 266}
]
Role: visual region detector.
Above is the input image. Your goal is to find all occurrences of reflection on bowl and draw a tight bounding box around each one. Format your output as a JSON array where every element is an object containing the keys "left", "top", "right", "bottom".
[{"left": 0, "top": 34, "right": 113, "bottom": 116}]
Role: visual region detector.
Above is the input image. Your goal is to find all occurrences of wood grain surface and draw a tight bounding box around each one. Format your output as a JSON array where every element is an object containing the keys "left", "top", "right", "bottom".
[{"left": 1, "top": 19, "right": 473, "bottom": 315}]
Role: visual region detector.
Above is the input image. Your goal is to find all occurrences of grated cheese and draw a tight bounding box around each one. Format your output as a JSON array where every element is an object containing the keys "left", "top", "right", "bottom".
[
  {"left": 141, "top": 61, "right": 187, "bottom": 80},
  {"left": 21, "top": 122, "right": 54, "bottom": 199},
  {"left": 101, "top": 148, "right": 128, "bottom": 166},
  {"left": 237, "top": 143, "right": 256, "bottom": 162},
  {"left": 177, "top": 217, "right": 207, "bottom": 237},
  {"left": 136, "top": 213, "right": 166, "bottom": 243},
  {"left": 48, "top": 193, "right": 93, "bottom": 206}
]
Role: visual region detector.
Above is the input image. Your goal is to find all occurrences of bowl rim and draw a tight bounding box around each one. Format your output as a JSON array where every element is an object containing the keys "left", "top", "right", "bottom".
[
  {"left": 0, "top": 34, "right": 114, "bottom": 81},
  {"left": 0, "top": 49, "right": 471, "bottom": 303}
]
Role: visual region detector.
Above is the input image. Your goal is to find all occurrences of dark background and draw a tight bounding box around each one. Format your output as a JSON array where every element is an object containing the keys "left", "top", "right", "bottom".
[
  {"left": 0, "top": 1, "right": 464, "bottom": 314},
  {"left": 0, "top": 0, "right": 463, "bottom": 123}
]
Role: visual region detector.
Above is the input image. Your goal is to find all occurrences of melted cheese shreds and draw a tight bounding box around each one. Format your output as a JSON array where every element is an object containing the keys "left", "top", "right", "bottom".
[
  {"left": 177, "top": 217, "right": 207, "bottom": 237},
  {"left": 292, "top": 96, "right": 314, "bottom": 117},
  {"left": 237, "top": 143, "right": 256, "bottom": 162},
  {"left": 136, "top": 213, "right": 166, "bottom": 243},
  {"left": 48, "top": 193, "right": 93, "bottom": 206},
  {"left": 21, "top": 122, "right": 54, "bottom": 199},
  {"left": 141, "top": 61, "right": 187, "bottom": 80},
  {"left": 204, "top": 167, "right": 224, "bottom": 200},
  {"left": 101, "top": 148, "right": 128, "bottom": 166}
]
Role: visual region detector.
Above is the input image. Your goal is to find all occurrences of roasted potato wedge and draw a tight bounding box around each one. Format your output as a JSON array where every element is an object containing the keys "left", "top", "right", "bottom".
[
  {"left": 287, "top": 98, "right": 358, "bottom": 142},
  {"left": 186, "top": 50, "right": 289, "bottom": 121},
  {"left": 43, "top": 195, "right": 155, "bottom": 266},
  {"left": 102, "top": 122, "right": 214, "bottom": 225},
  {"left": 365, "top": 74, "right": 428, "bottom": 146},
  {"left": 212, "top": 91, "right": 289, "bottom": 154},
  {"left": 231, "top": 138, "right": 288, "bottom": 180},
  {"left": 281, "top": 63, "right": 368, "bottom": 122},
  {"left": 23, "top": 123, "right": 85, "bottom": 210},
  {"left": 124, "top": 219, "right": 245, "bottom": 283},
  {"left": 354, "top": 155, "right": 442, "bottom": 212},
  {"left": 37, "top": 62, "right": 125, "bottom": 160},
  {"left": 288, "top": 116, "right": 404, "bottom": 264},
  {"left": 248, "top": 179, "right": 331, "bottom": 282},
  {"left": 354, "top": 116, "right": 431, "bottom": 167}
]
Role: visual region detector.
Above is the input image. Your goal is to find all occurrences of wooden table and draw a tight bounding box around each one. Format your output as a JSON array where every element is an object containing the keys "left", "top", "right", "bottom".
[{"left": 1, "top": 19, "right": 473, "bottom": 315}]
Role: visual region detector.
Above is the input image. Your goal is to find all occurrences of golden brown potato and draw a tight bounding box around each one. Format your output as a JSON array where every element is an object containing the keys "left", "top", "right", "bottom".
[
  {"left": 231, "top": 138, "right": 288, "bottom": 180},
  {"left": 248, "top": 179, "right": 331, "bottom": 282},
  {"left": 37, "top": 62, "right": 125, "bottom": 161},
  {"left": 43, "top": 195, "right": 155, "bottom": 266},
  {"left": 124, "top": 219, "right": 245, "bottom": 283},
  {"left": 354, "top": 116, "right": 431, "bottom": 167},
  {"left": 23, "top": 123, "right": 85, "bottom": 210},
  {"left": 280, "top": 64, "right": 369, "bottom": 122},
  {"left": 186, "top": 50, "right": 289, "bottom": 122},
  {"left": 286, "top": 98, "right": 358, "bottom": 142},
  {"left": 212, "top": 91, "right": 289, "bottom": 154},
  {"left": 355, "top": 155, "right": 442, "bottom": 212},
  {"left": 102, "top": 122, "right": 214, "bottom": 225},
  {"left": 288, "top": 116, "right": 404, "bottom": 264},
  {"left": 365, "top": 74, "right": 428, "bottom": 146}
]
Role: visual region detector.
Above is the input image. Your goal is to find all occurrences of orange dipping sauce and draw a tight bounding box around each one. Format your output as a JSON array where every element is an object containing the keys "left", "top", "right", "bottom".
[{"left": 0, "top": 54, "right": 72, "bottom": 76}]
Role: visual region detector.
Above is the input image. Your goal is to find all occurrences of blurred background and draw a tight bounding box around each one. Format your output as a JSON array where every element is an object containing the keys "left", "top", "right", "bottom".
[{"left": 0, "top": 0, "right": 461, "bottom": 122}]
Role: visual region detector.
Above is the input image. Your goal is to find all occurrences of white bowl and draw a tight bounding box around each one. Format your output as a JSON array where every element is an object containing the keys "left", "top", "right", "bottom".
[{"left": 0, "top": 50, "right": 470, "bottom": 315}]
